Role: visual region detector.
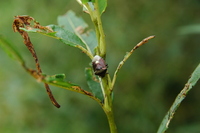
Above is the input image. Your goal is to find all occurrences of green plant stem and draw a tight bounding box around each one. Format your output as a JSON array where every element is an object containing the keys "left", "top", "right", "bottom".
[
  {"left": 94, "top": 1, "right": 106, "bottom": 58},
  {"left": 111, "top": 35, "right": 155, "bottom": 91},
  {"left": 86, "top": 1, "right": 106, "bottom": 58},
  {"left": 103, "top": 105, "right": 117, "bottom": 133},
  {"left": 101, "top": 74, "right": 117, "bottom": 133},
  {"left": 85, "top": 1, "right": 116, "bottom": 132}
]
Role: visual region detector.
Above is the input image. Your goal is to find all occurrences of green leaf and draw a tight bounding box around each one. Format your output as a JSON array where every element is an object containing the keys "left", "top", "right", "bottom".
[
  {"left": 49, "top": 24, "right": 87, "bottom": 49},
  {"left": 44, "top": 73, "right": 66, "bottom": 82},
  {"left": 188, "top": 63, "right": 200, "bottom": 87},
  {"left": 17, "top": 15, "right": 93, "bottom": 59},
  {"left": 20, "top": 25, "right": 87, "bottom": 49},
  {"left": 157, "top": 63, "right": 200, "bottom": 133},
  {"left": 81, "top": 30, "right": 98, "bottom": 54},
  {"left": 0, "top": 35, "right": 24, "bottom": 65},
  {"left": 58, "top": 10, "right": 88, "bottom": 32},
  {"left": 44, "top": 74, "right": 79, "bottom": 88},
  {"left": 98, "top": 0, "right": 107, "bottom": 15},
  {"left": 77, "top": 0, "right": 107, "bottom": 15},
  {"left": 57, "top": 10, "right": 98, "bottom": 55},
  {"left": 43, "top": 73, "right": 102, "bottom": 105},
  {"left": 85, "top": 67, "right": 104, "bottom": 101},
  {"left": 81, "top": 0, "right": 95, "bottom": 4},
  {"left": 178, "top": 24, "right": 200, "bottom": 35},
  {"left": 81, "top": 0, "right": 88, "bottom": 4}
]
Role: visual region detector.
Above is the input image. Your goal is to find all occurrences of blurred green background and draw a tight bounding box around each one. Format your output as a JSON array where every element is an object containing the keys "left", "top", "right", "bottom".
[{"left": 0, "top": 0, "right": 200, "bottom": 133}]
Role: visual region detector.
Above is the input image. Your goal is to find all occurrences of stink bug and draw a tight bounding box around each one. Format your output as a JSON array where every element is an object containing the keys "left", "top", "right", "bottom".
[{"left": 92, "top": 55, "right": 108, "bottom": 77}]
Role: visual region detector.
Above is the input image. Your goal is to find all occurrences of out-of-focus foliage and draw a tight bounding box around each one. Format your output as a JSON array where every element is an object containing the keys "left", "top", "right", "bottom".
[
  {"left": 0, "top": 0, "right": 200, "bottom": 133},
  {"left": 158, "top": 63, "right": 200, "bottom": 133}
]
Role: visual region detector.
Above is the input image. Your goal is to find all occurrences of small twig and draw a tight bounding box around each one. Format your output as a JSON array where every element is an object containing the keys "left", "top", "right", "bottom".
[
  {"left": 132, "top": 35, "right": 155, "bottom": 51},
  {"left": 111, "top": 35, "right": 155, "bottom": 91},
  {"left": 44, "top": 83, "right": 60, "bottom": 108},
  {"left": 13, "top": 16, "right": 60, "bottom": 108}
]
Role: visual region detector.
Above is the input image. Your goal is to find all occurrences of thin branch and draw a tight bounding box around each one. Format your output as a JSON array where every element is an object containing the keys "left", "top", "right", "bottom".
[
  {"left": 111, "top": 35, "right": 155, "bottom": 91},
  {"left": 84, "top": 1, "right": 106, "bottom": 58},
  {"left": 94, "top": 0, "right": 106, "bottom": 58}
]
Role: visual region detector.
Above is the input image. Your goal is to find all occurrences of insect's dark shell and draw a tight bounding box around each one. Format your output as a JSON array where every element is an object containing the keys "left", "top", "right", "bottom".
[{"left": 92, "top": 55, "right": 108, "bottom": 77}]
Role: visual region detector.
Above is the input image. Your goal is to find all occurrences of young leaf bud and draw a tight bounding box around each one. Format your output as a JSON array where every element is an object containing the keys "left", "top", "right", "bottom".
[{"left": 92, "top": 55, "right": 108, "bottom": 77}]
